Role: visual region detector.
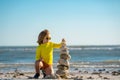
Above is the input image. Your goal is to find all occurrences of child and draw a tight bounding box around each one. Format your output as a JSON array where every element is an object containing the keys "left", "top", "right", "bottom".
[{"left": 33, "top": 29, "right": 65, "bottom": 79}]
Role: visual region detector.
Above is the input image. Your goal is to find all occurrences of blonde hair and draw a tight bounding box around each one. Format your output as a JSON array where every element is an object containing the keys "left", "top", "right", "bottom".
[{"left": 37, "top": 29, "right": 50, "bottom": 45}]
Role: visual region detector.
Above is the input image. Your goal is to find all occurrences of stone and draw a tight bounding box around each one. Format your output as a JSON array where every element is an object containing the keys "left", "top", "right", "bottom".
[
  {"left": 57, "top": 65, "right": 69, "bottom": 70},
  {"left": 60, "top": 54, "right": 71, "bottom": 60},
  {"left": 58, "top": 59, "right": 69, "bottom": 66},
  {"left": 44, "top": 74, "right": 56, "bottom": 79},
  {"left": 60, "top": 47, "right": 69, "bottom": 53},
  {"left": 56, "top": 69, "right": 69, "bottom": 77}
]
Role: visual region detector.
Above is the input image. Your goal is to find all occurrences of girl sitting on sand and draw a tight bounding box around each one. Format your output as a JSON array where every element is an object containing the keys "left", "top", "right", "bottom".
[{"left": 33, "top": 29, "right": 65, "bottom": 79}]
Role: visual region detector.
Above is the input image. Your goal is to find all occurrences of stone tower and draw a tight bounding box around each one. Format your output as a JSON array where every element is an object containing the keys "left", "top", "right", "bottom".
[{"left": 56, "top": 40, "right": 71, "bottom": 79}]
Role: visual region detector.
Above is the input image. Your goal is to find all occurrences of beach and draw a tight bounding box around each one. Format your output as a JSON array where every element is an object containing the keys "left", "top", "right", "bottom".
[
  {"left": 0, "top": 46, "right": 120, "bottom": 79},
  {"left": 1, "top": 71, "right": 120, "bottom": 80},
  {"left": 0, "top": 63, "right": 120, "bottom": 80}
]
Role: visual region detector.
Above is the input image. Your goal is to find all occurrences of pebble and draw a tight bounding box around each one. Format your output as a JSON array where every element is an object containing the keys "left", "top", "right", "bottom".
[
  {"left": 112, "top": 71, "right": 120, "bottom": 76},
  {"left": 87, "top": 76, "right": 94, "bottom": 79}
]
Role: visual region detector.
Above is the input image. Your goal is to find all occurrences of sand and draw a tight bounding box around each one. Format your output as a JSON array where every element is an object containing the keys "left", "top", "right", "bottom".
[{"left": 0, "top": 68, "right": 120, "bottom": 80}]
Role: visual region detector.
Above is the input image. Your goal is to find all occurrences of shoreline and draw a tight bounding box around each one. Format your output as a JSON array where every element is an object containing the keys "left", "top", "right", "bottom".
[{"left": 0, "top": 66, "right": 120, "bottom": 80}]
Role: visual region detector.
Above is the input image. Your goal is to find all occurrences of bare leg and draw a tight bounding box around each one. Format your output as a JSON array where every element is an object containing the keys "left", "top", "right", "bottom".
[
  {"left": 33, "top": 60, "right": 43, "bottom": 78},
  {"left": 45, "top": 65, "right": 54, "bottom": 75},
  {"left": 35, "top": 60, "right": 43, "bottom": 73}
]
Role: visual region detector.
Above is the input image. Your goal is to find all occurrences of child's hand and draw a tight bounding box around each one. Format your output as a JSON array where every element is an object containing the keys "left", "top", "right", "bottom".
[
  {"left": 62, "top": 38, "right": 66, "bottom": 43},
  {"left": 61, "top": 38, "right": 66, "bottom": 47}
]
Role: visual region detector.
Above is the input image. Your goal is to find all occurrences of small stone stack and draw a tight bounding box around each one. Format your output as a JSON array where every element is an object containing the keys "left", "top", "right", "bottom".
[{"left": 56, "top": 40, "right": 71, "bottom": 79}]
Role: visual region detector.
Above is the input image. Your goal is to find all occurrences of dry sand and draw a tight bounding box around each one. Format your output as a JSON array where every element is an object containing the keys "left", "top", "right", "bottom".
[{"left": 0, "top": 69, "right": 120, "bottom": 80}]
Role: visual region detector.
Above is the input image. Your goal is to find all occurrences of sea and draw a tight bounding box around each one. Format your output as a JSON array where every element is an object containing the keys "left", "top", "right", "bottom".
[{"left": 0, "top": 45, "right": 120, "bottom": 73}]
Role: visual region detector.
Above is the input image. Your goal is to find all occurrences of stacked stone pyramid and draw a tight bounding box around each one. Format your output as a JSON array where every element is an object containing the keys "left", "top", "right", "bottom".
[{"left": 56, "top": 40, "right": 71, "bottom": 79}]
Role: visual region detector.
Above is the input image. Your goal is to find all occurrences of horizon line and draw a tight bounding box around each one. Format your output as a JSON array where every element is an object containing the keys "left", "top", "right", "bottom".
[{"left": 0, "top": 44, "right": 120, "bottom": 47}]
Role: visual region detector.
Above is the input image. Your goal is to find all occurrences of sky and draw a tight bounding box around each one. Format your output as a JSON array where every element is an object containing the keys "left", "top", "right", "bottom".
[{"left": 0, "top": 0, "right": 120, "bottom": 46}]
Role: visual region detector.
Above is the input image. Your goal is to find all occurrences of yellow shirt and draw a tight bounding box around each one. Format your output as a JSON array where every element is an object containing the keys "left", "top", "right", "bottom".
[{"left": 35, "top": 42, "right": 62, "bottom": 65}]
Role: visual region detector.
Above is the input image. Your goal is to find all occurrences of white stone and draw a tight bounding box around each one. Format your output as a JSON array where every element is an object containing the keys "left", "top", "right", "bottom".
[{"left": 58, "top": 59, "right": 69, "bottom": 66}]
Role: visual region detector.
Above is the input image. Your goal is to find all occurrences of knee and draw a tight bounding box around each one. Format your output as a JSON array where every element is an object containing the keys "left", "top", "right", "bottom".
[
  {"left": 45, "top": 66, "right": 53, "bottom": 75},
  {"left": 35, "top": 60, "right": 40, "bottom": 65},
  {"left": 35, "top": 60, "right": 39, "bottom": 63},
  {"left": 35, "top": 60, "right": 43, "bottom": 67}
]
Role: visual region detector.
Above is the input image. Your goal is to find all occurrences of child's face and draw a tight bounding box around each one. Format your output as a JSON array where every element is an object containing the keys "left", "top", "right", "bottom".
[{"left": 43, "top": 34, "right": 51, "bottom": 44}]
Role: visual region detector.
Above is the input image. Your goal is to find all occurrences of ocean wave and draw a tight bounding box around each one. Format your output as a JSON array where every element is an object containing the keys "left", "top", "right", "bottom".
[
  {"left": 68, "top": 47, "right": 120, "bottom": 51},
  {"left": 70, "top": 61, "right": 120, "bottom": 68},
  {"left": 0, "top": 61, "right": 120, "bottom": 68},
  {"left": 102, "top": 60, "right": 120, "bottom": 63},
  {"left": 0, "top": 47, "right": 36, "bottom": 52},
  {"left": 0, "top": 63, "right": 34, "bottom": 68},
  {"left": 0, "top": 46, "right": 120, "bottom": 52},
  {"left": 71, "top": 64, "right": 120, "bottom": 68}
]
